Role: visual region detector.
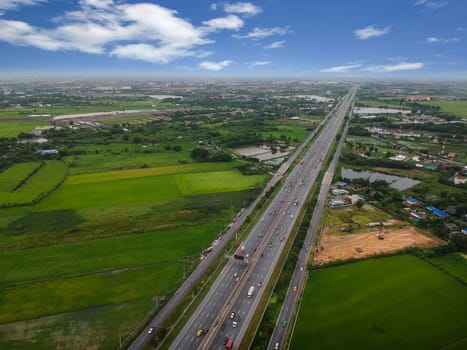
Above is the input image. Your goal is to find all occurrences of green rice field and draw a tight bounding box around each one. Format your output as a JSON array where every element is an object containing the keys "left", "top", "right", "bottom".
[
  {"left": 0, "top": 162, "right": 40, "bottom": 192},
  {"left": 0, "top": 161, "right": 67, "bottom": 206},
  {"left": 0, "top": 121, "right": 48, "bottom": 138},
  {"left": 433, "top": 252, "right": 467, "bottom": 282},
  {"left": 418, "top": 100, "right": 467, "bottom": 117},
  {"left": 291, "top": 255, "right": 467, "bottom": 350}
]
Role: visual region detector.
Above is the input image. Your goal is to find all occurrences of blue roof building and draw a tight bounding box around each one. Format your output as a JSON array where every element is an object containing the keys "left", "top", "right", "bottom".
[
  {"left": 35, "top": 149, "right": 58, "bottom": 155},
  {"left": 406, "top": 197, "right": 420, "bottom": 205},
  {"left": 425, "top": 206, "right": 449, "bottom": 219}
]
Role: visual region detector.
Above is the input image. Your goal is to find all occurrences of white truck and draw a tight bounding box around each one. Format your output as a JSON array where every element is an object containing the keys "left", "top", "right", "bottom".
[{"left": 247, "top": 286, "right": 255, "bottom": 298}]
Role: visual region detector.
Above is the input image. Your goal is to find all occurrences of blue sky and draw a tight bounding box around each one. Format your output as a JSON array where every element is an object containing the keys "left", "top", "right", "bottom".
[{"left": 0, "top": 0, "right": 465, "bottom": 78}]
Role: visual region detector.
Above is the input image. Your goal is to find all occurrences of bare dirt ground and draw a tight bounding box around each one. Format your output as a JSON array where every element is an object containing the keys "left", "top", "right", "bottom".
[{"left": 314, "top": 224, "right": 445, "bottom": 264}]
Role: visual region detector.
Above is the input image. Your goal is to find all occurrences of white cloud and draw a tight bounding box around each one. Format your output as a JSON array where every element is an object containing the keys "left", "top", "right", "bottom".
[
  {"left": 425, "top": 36, "right": 459, "bottom": 43},
  {"left": 234, "top": 26, "right": 288, "bottom": 40},
  {"left": 320, "top": 64, "right": 362, "bottom": 73},
  {"left": 320, "top": 62, "right": 425, "bottom": 74},
  {"left": 224, "top": 2, "right": 261, "bottom": 16},
  {"left": 79, "top": 0, "right": 113, "bottom": 8},
  {"left": 0, "top": 0, "right": 46, "bottom": 13},
  {"left": 251, "top": 60, "right": 271, "bottom": 66},
  {"left": 202, "top": 14, "right": 243, "bottom": 31},
  {"left": 0, "top": 19, "right": 75, "bottom": 51},
  {"left": 414, "top": 0, "right": 448, "bottom": 10},
  {"left": 199, "top": 60, "right": 233, "bottom": 71},
  {"left": 0, "top": 1, "right": 258, "bottom": 64},
  {"left": 354, "top": 25, "right": 390, "bottom": 40},
  {"left": 264, "top": 40, "right": 285, "bottom": 49},
  {"left": 364, "top": 62, "right": 424, "bottom": 73}
]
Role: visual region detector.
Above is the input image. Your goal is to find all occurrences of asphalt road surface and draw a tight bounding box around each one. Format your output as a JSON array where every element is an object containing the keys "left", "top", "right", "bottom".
[
  {"left": 169, "top": 86, "right": 357, "bottom": 350},
  {"left": 127, "top": 87, "right": 340, "bottom": 350},
  {"left": 268, "top": 86, "right": 357, "bottom": 350}
]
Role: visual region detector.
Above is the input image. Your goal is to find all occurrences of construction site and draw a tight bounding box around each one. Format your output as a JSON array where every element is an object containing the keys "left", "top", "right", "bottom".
[{"left": 314, "top": 223, "right": 445, "bottom": 264}]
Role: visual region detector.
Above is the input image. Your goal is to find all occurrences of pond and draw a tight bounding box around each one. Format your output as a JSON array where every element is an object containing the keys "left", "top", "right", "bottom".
[{"left": 342, "top": 168, "right": 420, "bottom": 191}]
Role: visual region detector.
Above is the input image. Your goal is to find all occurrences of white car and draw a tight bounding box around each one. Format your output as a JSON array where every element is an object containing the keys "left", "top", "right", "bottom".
[{"left": 232, "top": 321, "right": 238, "bottom": 328}]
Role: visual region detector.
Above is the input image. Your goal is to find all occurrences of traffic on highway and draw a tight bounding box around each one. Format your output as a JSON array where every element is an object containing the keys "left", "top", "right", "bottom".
[{"left": 169, "top": 86, "right": 357, "bottom": 350}]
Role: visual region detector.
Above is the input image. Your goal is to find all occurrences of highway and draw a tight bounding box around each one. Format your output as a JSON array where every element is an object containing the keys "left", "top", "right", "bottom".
[
  {"left": 127, "top": 155, "right": 284, "bottom": 350},
  {"left": 268, "top": 86, "right": 357, "bottom": 350},
  {"left": 127, "top": 86, "right": 341, "bottom": 350},
  {"left": 169, "top": 85, "right": 357, "bottom": 350}
]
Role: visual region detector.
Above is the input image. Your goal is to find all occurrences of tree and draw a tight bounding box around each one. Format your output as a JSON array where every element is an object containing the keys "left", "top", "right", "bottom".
[
  {"left": 191, "top": 147, "right": 209, "bottom": 162},
  {"left": 173, "top": 145, "right": 182, "bottom": 152}
]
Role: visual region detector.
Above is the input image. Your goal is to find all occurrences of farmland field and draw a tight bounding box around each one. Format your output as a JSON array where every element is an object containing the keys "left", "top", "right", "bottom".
[
  {"left": 433, "top": 252, "right": 467, "bottom": 282},
  {"left": 0, "top": 261, "right": 182, "bottom": 324},
  {"left": 66, "top": 152, "right": 222, "bottom": 175},
  {"left": 34, "top": 163, "right": 263, "bottom": 210},
  {"left": 417, "top": 100, "right": 467, "bottom": 117},
  {"left": 0, "top": 298, "right": 152, "bottom": 350},
  {"left": 291, "top": 255, "right": 467, "bottom": 350},
  {"left": 176, "top": 170, "right": 267, "bottom": 195},
  {"left": 0, "top": 161, "right": 67, "bottom": 206},
  {"left": 0, "top": 224, "right": 221, "bottom": 285},
  {"left": 356, "top": 99, "right": 407, "bottom": 109},
  {"left": 259, "top": 124, "right": 310, "bottom": 142},
  {"left": 0, "top": 156, "right": 267, "bottom": 349},
  {"left": 0, "top": 162, "right": 40, "bottom": 192},
  {"left": 0, "top": 100, "right": 173, "bottom": 119},
  {"left": 0, "top": 121, "right": 48, "bottom": 137}
]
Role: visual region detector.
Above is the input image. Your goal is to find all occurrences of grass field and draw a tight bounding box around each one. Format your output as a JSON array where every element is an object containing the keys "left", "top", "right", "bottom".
[
  {"left": 0, "top": 100, "right": 173, "bottom": 119},
  {"left": 0, "top": 121, "right": 48, "bottom": 137},
  {"left": 0, "top": 189, "right": 255, "bottom": 347},
  {"left": 356, "top": 99, "right": 407, "bottom": 109},
  {"left": 0, "top": 161, "right": 67, "bottom": 206},
  {"left": 0, "top": 297, "right": 152, "bottom": 350},
  {"left": 259, "top": 124, "right": 309, "bottom": 142},
  {"left": 0, "top": 224, "right": 219, "bottom": 285},
  {"left": 0, "top": 155, "right": 265, "bottom": 349},
  {"left": 34, "top": 163, "right": 263, "bottom": 211},
  {"left": 176, "top": 170, "right": 267, "bottom": 195},
  {"left": 66, "top": 151, "right": 201, "bottom": 175},
  {"left": 325, "top": 204, "right": 392, "bottom": 233},
  {"left": 433, "top": 252, "right": 467, "bottom": 282},
  {"left": 417, "top": 100, "right": 467, "bottom": 117},
  {"left": 291, "top": 255, "right": 467, "bottom": 350},
  {"left": 0, "top": 162, "right": 40, "bottom": 192},
  {"left": 0, "top": 261, "right": 183, "bottom": 324}
]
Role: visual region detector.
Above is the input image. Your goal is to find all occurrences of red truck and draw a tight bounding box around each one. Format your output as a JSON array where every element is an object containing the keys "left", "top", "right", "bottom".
[
  {"left": 234, "top": 245, "right": 245, "bottom": 260},
  {"left": 226, "top": 338, "right": 234, "bottom": 350}
]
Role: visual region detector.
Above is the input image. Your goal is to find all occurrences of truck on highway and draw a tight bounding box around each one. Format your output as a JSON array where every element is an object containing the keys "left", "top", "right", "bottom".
[
  {"left": 234, "top": 245, "right": 245, "bottom": 260},
  {"left": 226, "top": 338, "right": 234, "bottom": 350},
  {"left": 247, "top": 285, "right": 255, "bottom": 298}
]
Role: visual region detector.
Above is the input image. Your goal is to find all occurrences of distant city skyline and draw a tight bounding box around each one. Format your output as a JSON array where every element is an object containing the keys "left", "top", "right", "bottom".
[{"left": 0, "top": 0, "right": 466, "bottom": 79}]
